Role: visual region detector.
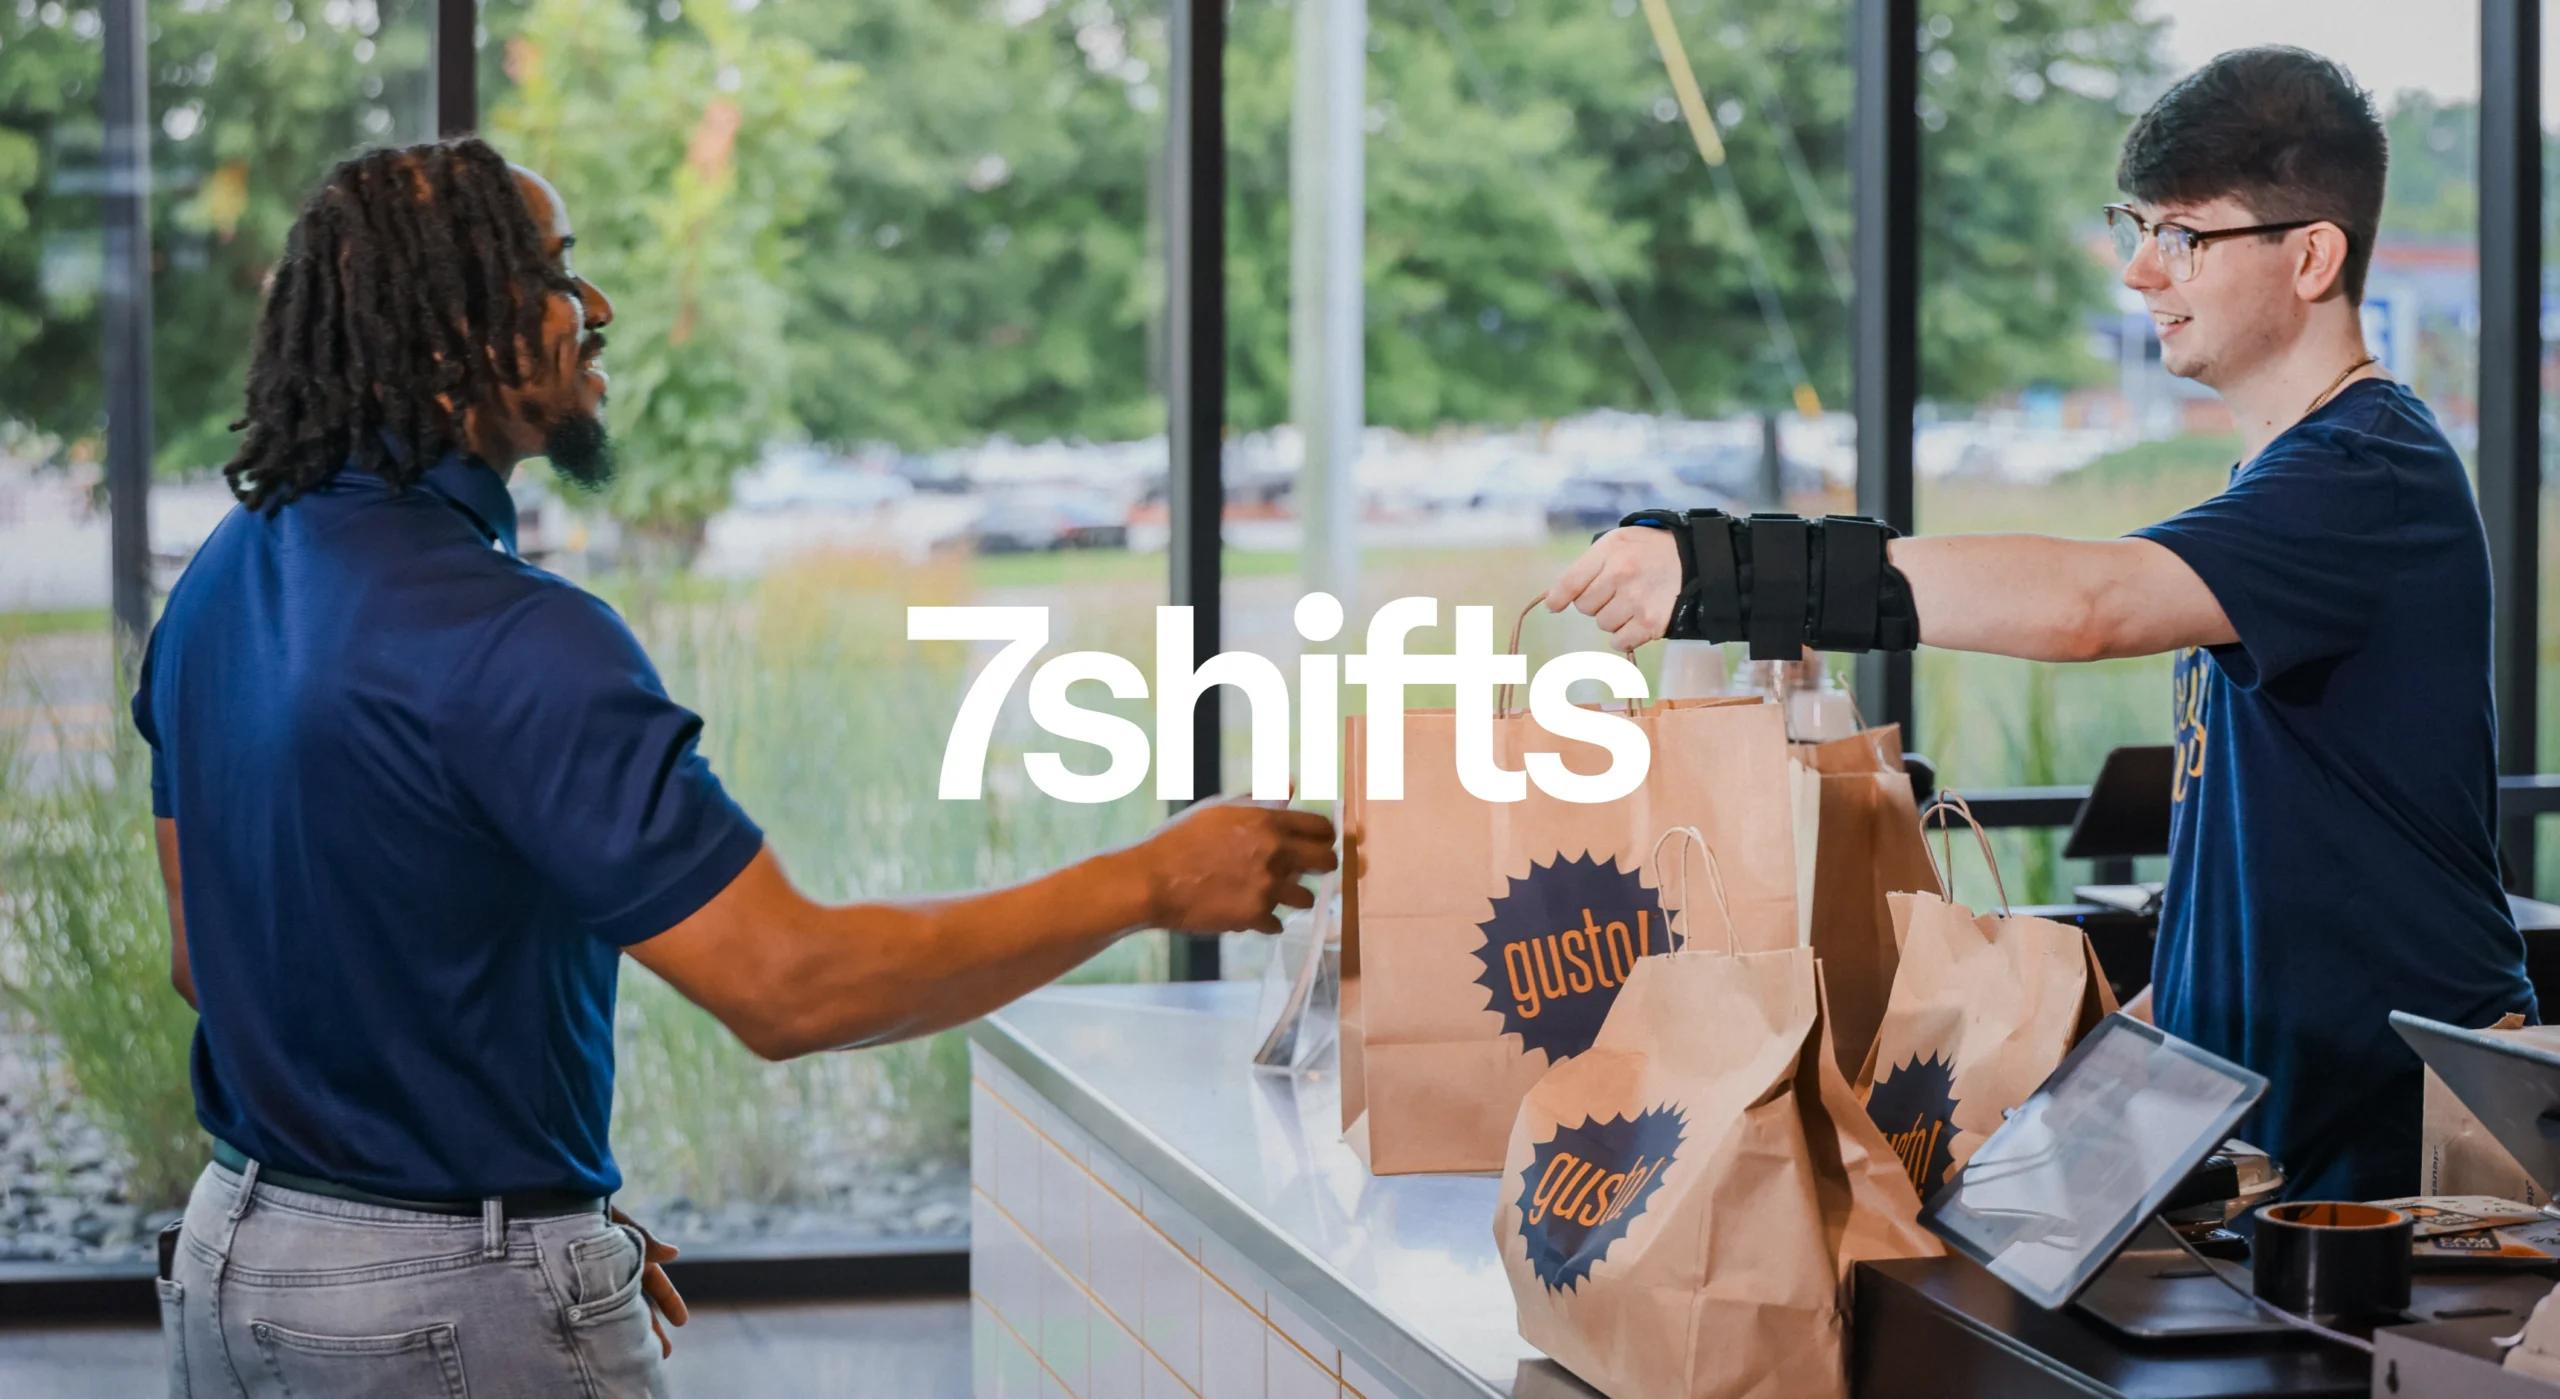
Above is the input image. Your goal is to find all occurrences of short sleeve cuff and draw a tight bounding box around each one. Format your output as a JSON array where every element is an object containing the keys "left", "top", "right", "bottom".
[
  {"left": 578, "top": 812, "right": 767, "bottom": 948},
  {"left": 2128, "top": 522, "right": 2264, "bottom": 690}
]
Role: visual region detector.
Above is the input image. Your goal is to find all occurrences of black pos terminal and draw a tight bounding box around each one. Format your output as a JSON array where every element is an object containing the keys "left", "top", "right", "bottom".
[{"left": 1849, "top": 1014, "right": 2560, "bottom": 1398}]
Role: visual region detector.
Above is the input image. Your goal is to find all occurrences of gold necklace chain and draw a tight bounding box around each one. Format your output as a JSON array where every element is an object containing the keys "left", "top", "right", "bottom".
[{"left": 2305, "top": 354, "right": 2378, "bottom": 417}]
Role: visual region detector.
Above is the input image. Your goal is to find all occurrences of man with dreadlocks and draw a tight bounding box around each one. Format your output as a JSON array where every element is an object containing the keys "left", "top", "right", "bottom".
[{"left": 134, "top": 138, "right": 1335, "bottom": 1397}]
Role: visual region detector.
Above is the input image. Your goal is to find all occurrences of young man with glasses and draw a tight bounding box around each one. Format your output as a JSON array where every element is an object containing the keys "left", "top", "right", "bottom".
[{"left": 1544, "top": 46, "right": 2536, "bottom": 1204}]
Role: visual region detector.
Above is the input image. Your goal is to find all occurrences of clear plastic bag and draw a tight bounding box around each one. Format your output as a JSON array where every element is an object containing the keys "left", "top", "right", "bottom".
[{"left": 1251, "top": 873, "right": 1340, "bottom": 1073}]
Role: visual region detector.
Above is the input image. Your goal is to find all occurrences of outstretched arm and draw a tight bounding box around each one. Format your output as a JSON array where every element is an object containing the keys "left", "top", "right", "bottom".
[
  {"left": 1547, "top": 523, "right": 2235, "bottom": 663},
  {"left": 629, "top": 797, "right": 1335, "bottom": 1061},
  {"left": 1888, "top": 534, "right": 2236, "bottom": 662}
]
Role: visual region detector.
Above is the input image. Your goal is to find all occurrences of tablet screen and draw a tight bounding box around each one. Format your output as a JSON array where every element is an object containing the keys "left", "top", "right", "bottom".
[{"left": 1917, "top": 1015, "right": 2268, "bottom": 1310}]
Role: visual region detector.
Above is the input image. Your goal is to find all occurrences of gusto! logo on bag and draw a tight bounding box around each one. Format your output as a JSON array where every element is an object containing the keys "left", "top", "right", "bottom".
[
  {"left": 1474, "top": 853, "right": 1673, "bottom": 1060},
  {"left": 1515, "top": 1106, "right": 1686, "bottom": 1291},
  {"left": 1865, "top": 1050, "right": 1960, "bottom": 1194}
]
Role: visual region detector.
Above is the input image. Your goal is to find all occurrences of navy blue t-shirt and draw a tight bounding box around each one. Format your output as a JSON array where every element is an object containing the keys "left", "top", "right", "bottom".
[
  {"left": 132, "top": 452, "right": 764, "bottom": 1200},
  {"left": 2132, "top": 379, "right": 2535, "bottom": 1203}
]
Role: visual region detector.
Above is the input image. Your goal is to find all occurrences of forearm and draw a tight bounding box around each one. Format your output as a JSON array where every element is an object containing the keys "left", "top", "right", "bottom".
[
  {"left": 155, "top": 818, "right": 196, "bottom": 1009},
  {"left": 1553, "top": 514, "right": 2229, "bottom": 662},
  {"left": 639, "top": 803, "right": 1330, "bottom": 1059},
  {"left": 748, "top": 848, "right": 1159, "bottom": 1057},
  {"left": 1890, "top": 534, "right": 2122, "bottom": 662}
]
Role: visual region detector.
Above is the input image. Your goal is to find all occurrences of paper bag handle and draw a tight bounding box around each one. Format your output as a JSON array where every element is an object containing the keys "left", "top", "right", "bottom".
[
  {"left": 1833, "top": 666, "right": 1901, "bottom": 774},
  {"left": 1919, "top": 791, "right": 2011, "bottom": 917},
  {"left": 1500, "top": 594, "right": 1683, "bottom": 718},
  {"left": 1497, "top": 595, "right": 1545, "bottom": 716},
  {"left": 1646, "top": 823, "right": 1740, "bottom": 956}
]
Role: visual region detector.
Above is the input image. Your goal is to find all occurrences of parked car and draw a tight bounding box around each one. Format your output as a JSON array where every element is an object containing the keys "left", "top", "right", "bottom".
[
  {"left": 733, "top": 447, "right": 917, "bottom": 512},
  {"left": 1542, "top": 468, "right": 1730, "bottom": 536},
  {"left": 970, "top": 489, "right": 1130, "bottom": 553}
]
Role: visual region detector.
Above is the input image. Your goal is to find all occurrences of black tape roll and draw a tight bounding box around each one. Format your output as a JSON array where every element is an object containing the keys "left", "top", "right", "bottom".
[{"left": 2250, "top": 1201, "right": 2413, "bottom": 1322}]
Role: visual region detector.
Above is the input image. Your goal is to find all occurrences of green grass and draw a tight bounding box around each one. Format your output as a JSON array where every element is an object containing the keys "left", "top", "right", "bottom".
[
  {"left": 0, "top": 659, "right": 205, "bottom": 1211},
  {"left": 597, "top": 550, "right": 1167, "bottom": 1206},
  {"left": 2034, "top": 433, "right": 2239, "bottom": 505},
  {"left": 0, "top": 607, "right": 112, "bottom": 639}
]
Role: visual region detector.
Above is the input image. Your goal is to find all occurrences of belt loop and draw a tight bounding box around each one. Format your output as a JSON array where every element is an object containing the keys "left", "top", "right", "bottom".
[
  {"left": 208, "top": 1158, "right": 261, "bottom": 1290},
  {"left": 482, "top": 1197, "right": 505, "bottom": 1259},
  {"left": 226, "top": 1160, "right": 260, "bottom": 1224}
]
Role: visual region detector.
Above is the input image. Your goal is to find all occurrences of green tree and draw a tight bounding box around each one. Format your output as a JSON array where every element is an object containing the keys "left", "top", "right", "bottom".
[
  {"left": 0, "top": 0, "right": 434, "bottom": 474},
  {"left": 1918, "top": 0, "right": 2170, "bottom": 404},
  {"left": 485, "top": 0, "right": 858, "bottom": 549},
  {"left": 751, "top": 0, "right": 1172, "bottom": 452},
  {"left": 2380, "top": 90, "right": 2475, "bottom": 242},
  {"left": 0, "top": 3, "right": 103, "bottom": 454},
  {"left": 5, "top": 0, "right": 2193, "bottom": 507},
  {"left": 1228, "top": 0, "right": 2168, "bottom": 428}
]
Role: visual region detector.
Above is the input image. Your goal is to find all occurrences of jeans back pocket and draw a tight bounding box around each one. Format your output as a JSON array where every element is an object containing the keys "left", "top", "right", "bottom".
[{"left": 250, "top": 1318, "right": 469, "bottom": 1399}]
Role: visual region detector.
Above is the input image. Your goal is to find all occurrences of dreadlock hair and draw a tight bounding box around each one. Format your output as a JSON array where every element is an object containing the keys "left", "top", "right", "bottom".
[{"left": 225, "top": 137, "right": 571, "bottom": 511}]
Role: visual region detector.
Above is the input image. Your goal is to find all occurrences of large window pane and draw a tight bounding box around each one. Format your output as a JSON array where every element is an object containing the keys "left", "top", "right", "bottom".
[
  {"left": 1917, "top": 4, "right": 2478, "bottom": 905},
  {"left": 476, "top": 0, "right": 1170, "bottom": 1250},
  {"left": 1219, "top": 0, "right": 1855, "bottom": 940},
  {"left": 1354, "top": 0, "right": 1853, "bottom": 619},
  {"left": 1, "top": 0, "right": 436, "bottom": 1265}
]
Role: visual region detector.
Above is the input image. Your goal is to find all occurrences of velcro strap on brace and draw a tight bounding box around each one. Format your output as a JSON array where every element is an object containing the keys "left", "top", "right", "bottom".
[
  {"left": 1745, "top": 514, "right": 1809, "bottom": 660},
  {"left": 1686, "top": 510, "right": 1744, "bottom": 642},
  {"left": 1811, "top": 515, "right": 1887, "bottom": 651}
]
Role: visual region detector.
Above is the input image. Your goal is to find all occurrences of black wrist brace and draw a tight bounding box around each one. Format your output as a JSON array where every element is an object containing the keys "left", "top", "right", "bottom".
[{"left": 1618, "top": 508, "right": 1920, "bottom": 659}]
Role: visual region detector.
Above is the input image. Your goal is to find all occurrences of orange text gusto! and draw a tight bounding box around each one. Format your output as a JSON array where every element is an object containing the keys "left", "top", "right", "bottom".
[{"left": 1474, "top": 853, "right": 1674, "bottom": 1061}]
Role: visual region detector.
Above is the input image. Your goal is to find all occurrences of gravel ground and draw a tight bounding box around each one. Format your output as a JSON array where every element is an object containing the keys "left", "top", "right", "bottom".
[{"left": 0, "top": 1026, "right": 179, "bottom": 1264}]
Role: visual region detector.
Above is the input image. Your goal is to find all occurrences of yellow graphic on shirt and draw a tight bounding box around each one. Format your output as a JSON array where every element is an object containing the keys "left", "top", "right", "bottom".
[{"left": 2172, "top": 651, "right": 2208, "bottom": 803}]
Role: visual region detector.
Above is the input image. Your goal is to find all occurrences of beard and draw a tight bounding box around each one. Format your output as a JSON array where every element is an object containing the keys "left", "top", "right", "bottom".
[{"left": 536, "top": 405, "right": 616, "bottom": 491}]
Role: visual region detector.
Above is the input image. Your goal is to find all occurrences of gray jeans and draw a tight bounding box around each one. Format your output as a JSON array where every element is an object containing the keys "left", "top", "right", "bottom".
[{"left": 160, "top": 1160, "right": 670, "bottom": 1398}]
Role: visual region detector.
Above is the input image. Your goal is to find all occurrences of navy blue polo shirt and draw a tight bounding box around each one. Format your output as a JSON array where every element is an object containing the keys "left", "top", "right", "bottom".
[
  {"left": 132, "top": 452, "right": 764, "bottom": 1200},
  {"left": 2131, "top": 379, "right": 2535, "bottom": 1203}
]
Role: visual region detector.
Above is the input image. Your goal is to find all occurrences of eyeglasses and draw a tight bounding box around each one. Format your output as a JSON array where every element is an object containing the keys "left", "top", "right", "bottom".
[{"left": 2103, "top": 203, "right": 2321, "bottom": 283}]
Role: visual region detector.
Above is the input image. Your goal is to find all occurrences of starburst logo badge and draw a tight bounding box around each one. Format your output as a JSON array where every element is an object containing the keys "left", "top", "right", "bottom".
[
  {"left": 1865, "top": 1049, "right": 1962, "bottom": 1194},
  {"left": 1471, "top": 853, "right": 1673, "bottom": 1062},
  {"left": 1515, "top": 1106, "right": 1686, "bottom": 1292}
]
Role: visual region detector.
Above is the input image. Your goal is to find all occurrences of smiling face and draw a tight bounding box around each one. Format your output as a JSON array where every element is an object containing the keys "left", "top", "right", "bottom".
[
  {"left": 2119, "top": 195, "right": 2319, "bottom": 389},
  {"left": 487, "top": 166, "right": 617, "bottom": 482}
]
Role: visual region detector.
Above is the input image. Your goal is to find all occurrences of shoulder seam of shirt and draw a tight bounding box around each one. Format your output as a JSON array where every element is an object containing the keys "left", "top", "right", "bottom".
[
  {"left": 2282, "top": 421, "right": 2411, "bottom": 558},
  {"left": 422, "top": 577, "right": 615, "bottom": 817}
]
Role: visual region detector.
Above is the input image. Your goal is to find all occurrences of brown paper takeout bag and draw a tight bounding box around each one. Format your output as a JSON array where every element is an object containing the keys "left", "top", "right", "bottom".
[
  {"left": 1340, "top": 661, "right": 1801, "bottom": 1174},
  {"left": 1794, "top": 723, "right": 1939, "bottom": 1080},
  {"left": 2421, "top": 1013, "right": 2555, "bottom": 1205},
  {"left": 1857, "top": 794, "right": 2117, "bottom": 1199},
  {"left": 1494, "top": 826, "right": 1940, "bottom": 1399}
]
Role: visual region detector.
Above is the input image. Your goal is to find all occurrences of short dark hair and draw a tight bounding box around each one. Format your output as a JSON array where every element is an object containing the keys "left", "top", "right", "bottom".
[
  {"left": 225, "top": 137, "right": 569, "bottom": 511},
  {"left": 2115, "top": 47, "right": 2388, "bottom": 302}
]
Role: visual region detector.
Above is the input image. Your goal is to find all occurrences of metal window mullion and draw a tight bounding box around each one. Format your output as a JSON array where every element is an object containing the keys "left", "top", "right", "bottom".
[
  {"left": 102, "top": 0, "right": 153, "bottom": 657},
  {"left": 434, "top": 0, "right": 478, "bottom": 137},
  {"left": 2480, "top": 0, "right": 2540, "bottom": 891},
  {"left": 1852, "top": 0, "right": 1919, "bottom": 744},
  {"left": 1165, "top": 0, "right": 1226, "bottom": 981}
]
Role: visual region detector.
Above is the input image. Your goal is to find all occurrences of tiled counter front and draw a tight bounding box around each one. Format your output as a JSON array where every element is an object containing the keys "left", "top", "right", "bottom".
[{"left": 969, "top": 1045, "right": 1385, "bottom": 1399}]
